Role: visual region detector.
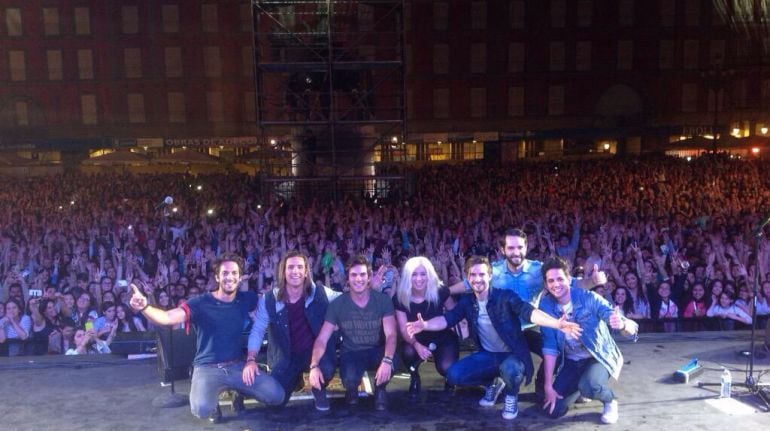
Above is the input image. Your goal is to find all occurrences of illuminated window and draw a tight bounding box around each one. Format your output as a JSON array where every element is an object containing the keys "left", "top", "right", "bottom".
[
  {"left": 165, "top": 47, "right": 182, "bottom": 77},
  {"left": 470, "top": 88, "right": 486, "bottom": 118},
  {"left": 127, "top": 94, "right": 146, "bottom": 123},
  {"left": 201, "top": 4, "right": 218, "bottom": 33},
  {"left": 508, "top": 86, "right": 524, "bottom": 116},
  {"left": 576, "top": 41, "right": 591, "bottom": 71},
  {"left": 77, "top": 49, "right": 93, "bottom": 79},
  {"left": 577, "top": 1, "right": 592, "bottom": 27},
  {"left": 9, "top": 50, "right": 25, "bottom": 81},
  {"left": 162, "top": 5, "right": 179, "bottom": 33},
  {"left": 168, "top": 92, "right": 186, "bottom": 123},
  {"left": 471, "top": 1, "right": 487, "bottom": 30},
  {"left": 43, "top": 8, "right": 60, "bottom": 36},
  {"left": 81, "top": 95, "right": 97, "bottom": 125},
  {"left": 471, "top": 43, "right": 486, "bottom": 74},
  {"left": 463, "top": 141, "right": 484, "bottom": 160},
  {"left": 510, "top": 1, "right": 525, "bottom": 29},
  {"left": 124, "top": 48, "right": 142, "bottom": 78},
  {"left": 122, "top": 6, "right": 138, "bottom": 34},
  {"left": 74, "top": 7, "right": 91, "bottom": 35},
  {"left": 548, "top": 85, "right": 564, "bottom": 116},
  {"left": 508, "top": 42, "right": 524, "bottom": 72},
  {"left": 433, "top": 88, "right": 449, "bottom": 119},
  {"left": 427, "top": 143, "right": 449, "bottom": 161},
  {"left": 5, "top": 8, "right": 21, "bottom": 36},
  {"left": 433, "top": 2, "right": 448, "bottom": 31},
  {"left": 203, "top": 46, "right": 221, "bottom": 77},
  {"left": 433, "top": 44, "right": 449, "bottom": 74},
  {"left": 681, "top": 83, "right": 698, "bottom": 113},
  {"left": 47, "top": 50, "right": 63, "bottom": 80},
  {"left": 207, "top": 91, "right": 224, "bottom": 122}
]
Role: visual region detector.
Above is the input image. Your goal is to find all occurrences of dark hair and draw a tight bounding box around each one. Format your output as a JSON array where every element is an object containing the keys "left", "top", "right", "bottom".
[
  {"left": 541, "top": 257, "right": 571, "bottom": 284},
  {"left": 346, "top": 254, "right": 372, "bottom": 275},
  {"left": 101, "top": 301, "right": 116, "bottom": 314},
  {"left": 276, "top": 251, "right": 312, "bottom": 302},
  {"left": 497, "top": 228, "right": 527, "bottom": 249},
  {"left": 212, "top": 253, "right": 244, "bottom": 275},
  {"left": 114, "top": 303, "right": 138, "bottom": 332},
  {"left": 613, "top": 286, "right": 634, "bottom": 316},
  {"left": 464, "top": 255, "right": 492, "bottom": 276}
]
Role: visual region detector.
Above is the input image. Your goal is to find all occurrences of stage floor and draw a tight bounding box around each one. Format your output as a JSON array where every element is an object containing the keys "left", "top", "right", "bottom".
[{"left": 1, "top": 331, "right": 769, "bottom": 431}]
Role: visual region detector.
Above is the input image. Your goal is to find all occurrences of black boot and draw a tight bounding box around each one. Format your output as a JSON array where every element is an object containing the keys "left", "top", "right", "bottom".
[
  {"left": 408, "top": 369, "right": 421, "bottom": 399},
  {"left": 374, "top": 385, "right": 388, "bottom": 411},
  {"left": 443, "top": 379, "right": 455, "bottom": 395}
]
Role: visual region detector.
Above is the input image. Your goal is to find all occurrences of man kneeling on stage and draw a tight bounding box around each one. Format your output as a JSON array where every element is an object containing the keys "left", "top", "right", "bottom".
[
  {"left": 130, "top": 253, "right": 284, "bottom": 423},
  {"left": 539, "top": 257, "right": 639, "bottom": 424}
]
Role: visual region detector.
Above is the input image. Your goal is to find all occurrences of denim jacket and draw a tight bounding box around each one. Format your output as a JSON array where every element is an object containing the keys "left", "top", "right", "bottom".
[
  {"left": 444, "top": 287, "right": 536, "bottom": 384},
  {"left": 247, "top": 281, "right": 340, "bottom": 369},
  {"left": 540, "top": 286, "right": 637, "bottom": 380}
]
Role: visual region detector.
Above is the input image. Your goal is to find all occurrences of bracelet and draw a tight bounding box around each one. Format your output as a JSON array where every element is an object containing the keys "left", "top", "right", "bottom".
[
  {"left": 140, "top": 303, "right": 150, "bottom": 312},
  {"left": 309, "top": 363, "right": 319, "bottom": 370},
  {"left": 381, "top": 357, "right": 393, "bottom": 366},
  {"left": 246, "top": 357, "right": 256, "bottom": 363}
]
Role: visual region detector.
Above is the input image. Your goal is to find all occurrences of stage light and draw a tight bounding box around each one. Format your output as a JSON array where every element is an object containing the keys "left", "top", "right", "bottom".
[
  {"left": 257, "top": 204, "right": 262, "bottom": 209},
  {"left": 207, "top": 209, "right": 214, "bottom": 216},
  {"left": 391, "top": 136, "right": 398, "bottom": 143},
  {"left": 172, "top": 207, "right": 178, "bottom": 213},
  {"left": 70, "top": 200, "right": 75, "bottom": 205},
  {"left": 752, "top": 147, "right": 760, "bottom": 154},
  {"left": 762, "top": 127, "right": 768, "bottom": 135},
  {"left": 686, "top": 156, "right": 692, "bottom": 162},
  {"left": 270, "top": 139, "right": 277, "bottom": 146},
  {"left": 196, "top": 185, "right": 202, "bottom": 191},
  {"left": 603, "top": 143, "right": 611, "bottom": 151}
]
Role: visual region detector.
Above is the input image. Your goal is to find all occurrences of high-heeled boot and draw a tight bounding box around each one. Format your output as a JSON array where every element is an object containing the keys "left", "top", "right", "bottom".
[{"left": 408, "top": 368, "right": 421, "bottom": 398}]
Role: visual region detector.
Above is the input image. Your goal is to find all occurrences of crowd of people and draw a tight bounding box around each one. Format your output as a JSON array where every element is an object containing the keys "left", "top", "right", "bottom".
[{"left": 1, "top": 155, "right": 770, "bottom": 358}]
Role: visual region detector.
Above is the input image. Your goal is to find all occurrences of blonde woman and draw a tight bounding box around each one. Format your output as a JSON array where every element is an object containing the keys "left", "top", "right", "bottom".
[{"left": 394, "top": 256, "right": 458, "bottom": 398}]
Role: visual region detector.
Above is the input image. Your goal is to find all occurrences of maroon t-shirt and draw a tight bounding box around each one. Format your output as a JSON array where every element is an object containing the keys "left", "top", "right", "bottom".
[{"left": 286, "top": 299, "right": 314, "bottom": 353}]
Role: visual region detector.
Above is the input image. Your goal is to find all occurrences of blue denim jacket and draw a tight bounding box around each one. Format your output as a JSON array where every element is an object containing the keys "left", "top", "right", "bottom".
[
  {"left": 444, "top": 287, "right": 536, "bottom": 384},
  {"left": 247, "top": 282, "right": 340, "bottom": 369},
  {"left": 540, "top": 286, "right": 636, "bottom": 380}
]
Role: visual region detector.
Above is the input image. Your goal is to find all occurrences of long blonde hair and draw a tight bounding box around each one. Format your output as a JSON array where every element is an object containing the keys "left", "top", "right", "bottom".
[{"left": 396, "top": 256, "right": 442, "bottom": 312}]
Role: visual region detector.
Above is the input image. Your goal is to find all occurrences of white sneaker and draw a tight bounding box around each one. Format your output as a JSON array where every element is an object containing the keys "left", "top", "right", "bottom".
[
  {"left": 478, "top": 378, "right": 505, "bottom": 407},
  {"left": 502, "top": 395, "right": 518, "bottom": 420},
  {"left": 601, "top": 399, "right": 619, "bottom": 424}
]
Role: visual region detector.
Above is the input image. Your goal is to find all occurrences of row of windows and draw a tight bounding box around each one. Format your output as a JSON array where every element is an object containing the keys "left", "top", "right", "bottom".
[
  {"left": 419, "top": 0, "right": 720, "bottom": 31},
  {"left": 421, "top": 81, "right": 768, "bottom": 120},
  {"left": 419, "top": 39, "right": 726, "bottom": 76},
  {"left": 3, "top": 3, "right": 252, "bottom": 37},
  {"left": 10, "top": 92, "right": 256, "bottom": 127},
  {"left": 5, "top": 46, "right": 254, "bottom": 81}
]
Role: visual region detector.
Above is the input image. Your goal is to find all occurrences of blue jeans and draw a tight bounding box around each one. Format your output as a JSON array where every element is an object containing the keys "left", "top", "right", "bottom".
[
  {"left": 446, "top": 351, "right": 525, "bottom": 396},
  {"left": 339, "top": 347, "right": 394, "bottom": 391},
  {"left": 548, "top": 357, "right": 615, "bottom": 419},
  {"left": 189, "top": 361, "right": 284, "bottom": 419},
  {"left": 271, "top": 347, "right": 335, "bottom": 404}
]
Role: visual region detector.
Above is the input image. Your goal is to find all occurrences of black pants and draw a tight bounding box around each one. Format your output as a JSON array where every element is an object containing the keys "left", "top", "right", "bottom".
[{"left": 401, "top": 334, "right": 459, "bottom": 377}]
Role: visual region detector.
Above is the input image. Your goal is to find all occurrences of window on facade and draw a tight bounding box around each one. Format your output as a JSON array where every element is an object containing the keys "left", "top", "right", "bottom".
[
  {"left": 433, "top": 88, "right": 449, "bottom": 119},
  {"left": 471, "top": 1, "right": 487, "bottom": 30},
  {"left": 683, "top": 40, "right": 699, "bottom": 69},
  {"left": 617, "top": 40, "right": 633, "bottom": 70},
  {"left": 659, "top": 1, "right": 675, "bottom": 27},
  {"left": 207, "top": 91, "right": 224, "bottom": 122},
  {"left": 471, "top": 43, "right": 486, "bottom": 74},
  {"left": 9, "top": 50, "right": 25, "bottom": 81},
  {"left": 5, "top": 8, "right": 21, "bottom": 36},
  {"left": 548, "top": 85, "right": 565, "bottom": 116},
  {"left": 122, "top": 6, "right": 138, "bottom": 34},
  {"left": 659, "top": 40, "right": 674, "bottom": 69},
  {"left": 551, "top": 0, "right": 566, "bottom": 28},
  {"left": 433, "top": 44, "right": 449, "bottom": 74},
  {"left": 15, "top": 101, "right": 28, "bottom": 126},
  {"left": 202, "top": 4, "right": 218, "bottom": 32},
  {"left": 733, "top": 78, "right": 747, "bottom": 109},
  {"left": 165, "top": 47, "right": 182, "bottom": 77},
  {"left": 550, "top": 42, "right": 565, "bottom": 71},
  {"left": 433, "top": 3, "right": 448, "bottom": 31},
  {"left": 710, "top": 40, "right": 725, "bottom": 65},
  {"left": 162, "top": 5, "right": 179, "bottom": 33},
  {"left": 203, "top": 46, "right": 222, "bottom": 77},
  {"left": 127, "top": 93, "right": 146, "bottom": 123},
  {"left": 510, "top": 1, "right": 525, "bottom": 29},
  {"left": 508, "top": 42, "right": 524, "bottom": 72},
  {"left": 470, "top": 88, "right": 486, "bottom": 118},
  {"left": 685, "top": 0, "right": 700, "bottom": 26},
  {"left": 74, "top": 7, "right": 91, "bottom": 35},
  {"left": 243, "top": 91, "right": 256, "bottom": 121},
  {"left": 242, "top": 46, "right": 253, "bottom": 77},
  {"left": 618, "top": 0, "right": 634, "bottom": 26},
  {"left": 577, "top": 0, "right": 592, "bottom": 27},
  {"left": 77, "top": 49, "right": 94, "bottom": 79},
  {"left": 124, "top": 48, "right": 142, "bottom": 78},
  {"left": 508, "top": 87, "right": 524, "bottom": 116},
  {"left": 81, "top": 95, "right": 97, "bottom": 124},
  {"left": 47, "top": 50, "right": 63, "bottom": 80},
  {"left": 43, "top": 8, "right": 59, "bottom": 36},
  {"left": 576, "top": 41, "right": 592, "bottom": 71},
  {"left": 168, "top": 92, "right": 186, "bottom": 123},
  {"left": 681, "top": 83, "right": 698, "bottom": 113}
]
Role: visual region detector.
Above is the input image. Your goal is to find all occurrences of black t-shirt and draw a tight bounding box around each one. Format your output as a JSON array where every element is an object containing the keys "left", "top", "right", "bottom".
[
  {"left": 393, "top": 287, "right": 454, "bottom": 344},
  {"left": 186, "top": 291, "right": 257, "bottom": 366}
]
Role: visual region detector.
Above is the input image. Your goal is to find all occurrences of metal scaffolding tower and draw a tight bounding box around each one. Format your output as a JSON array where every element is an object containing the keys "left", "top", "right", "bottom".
[{"left": 252, "top": 0, "right": 405, "bottom": 201}]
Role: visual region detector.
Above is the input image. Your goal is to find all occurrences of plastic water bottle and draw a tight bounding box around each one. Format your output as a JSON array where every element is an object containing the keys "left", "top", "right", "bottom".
[{"left": 720, "top": 368, "right": 732, "bottom": 398}]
